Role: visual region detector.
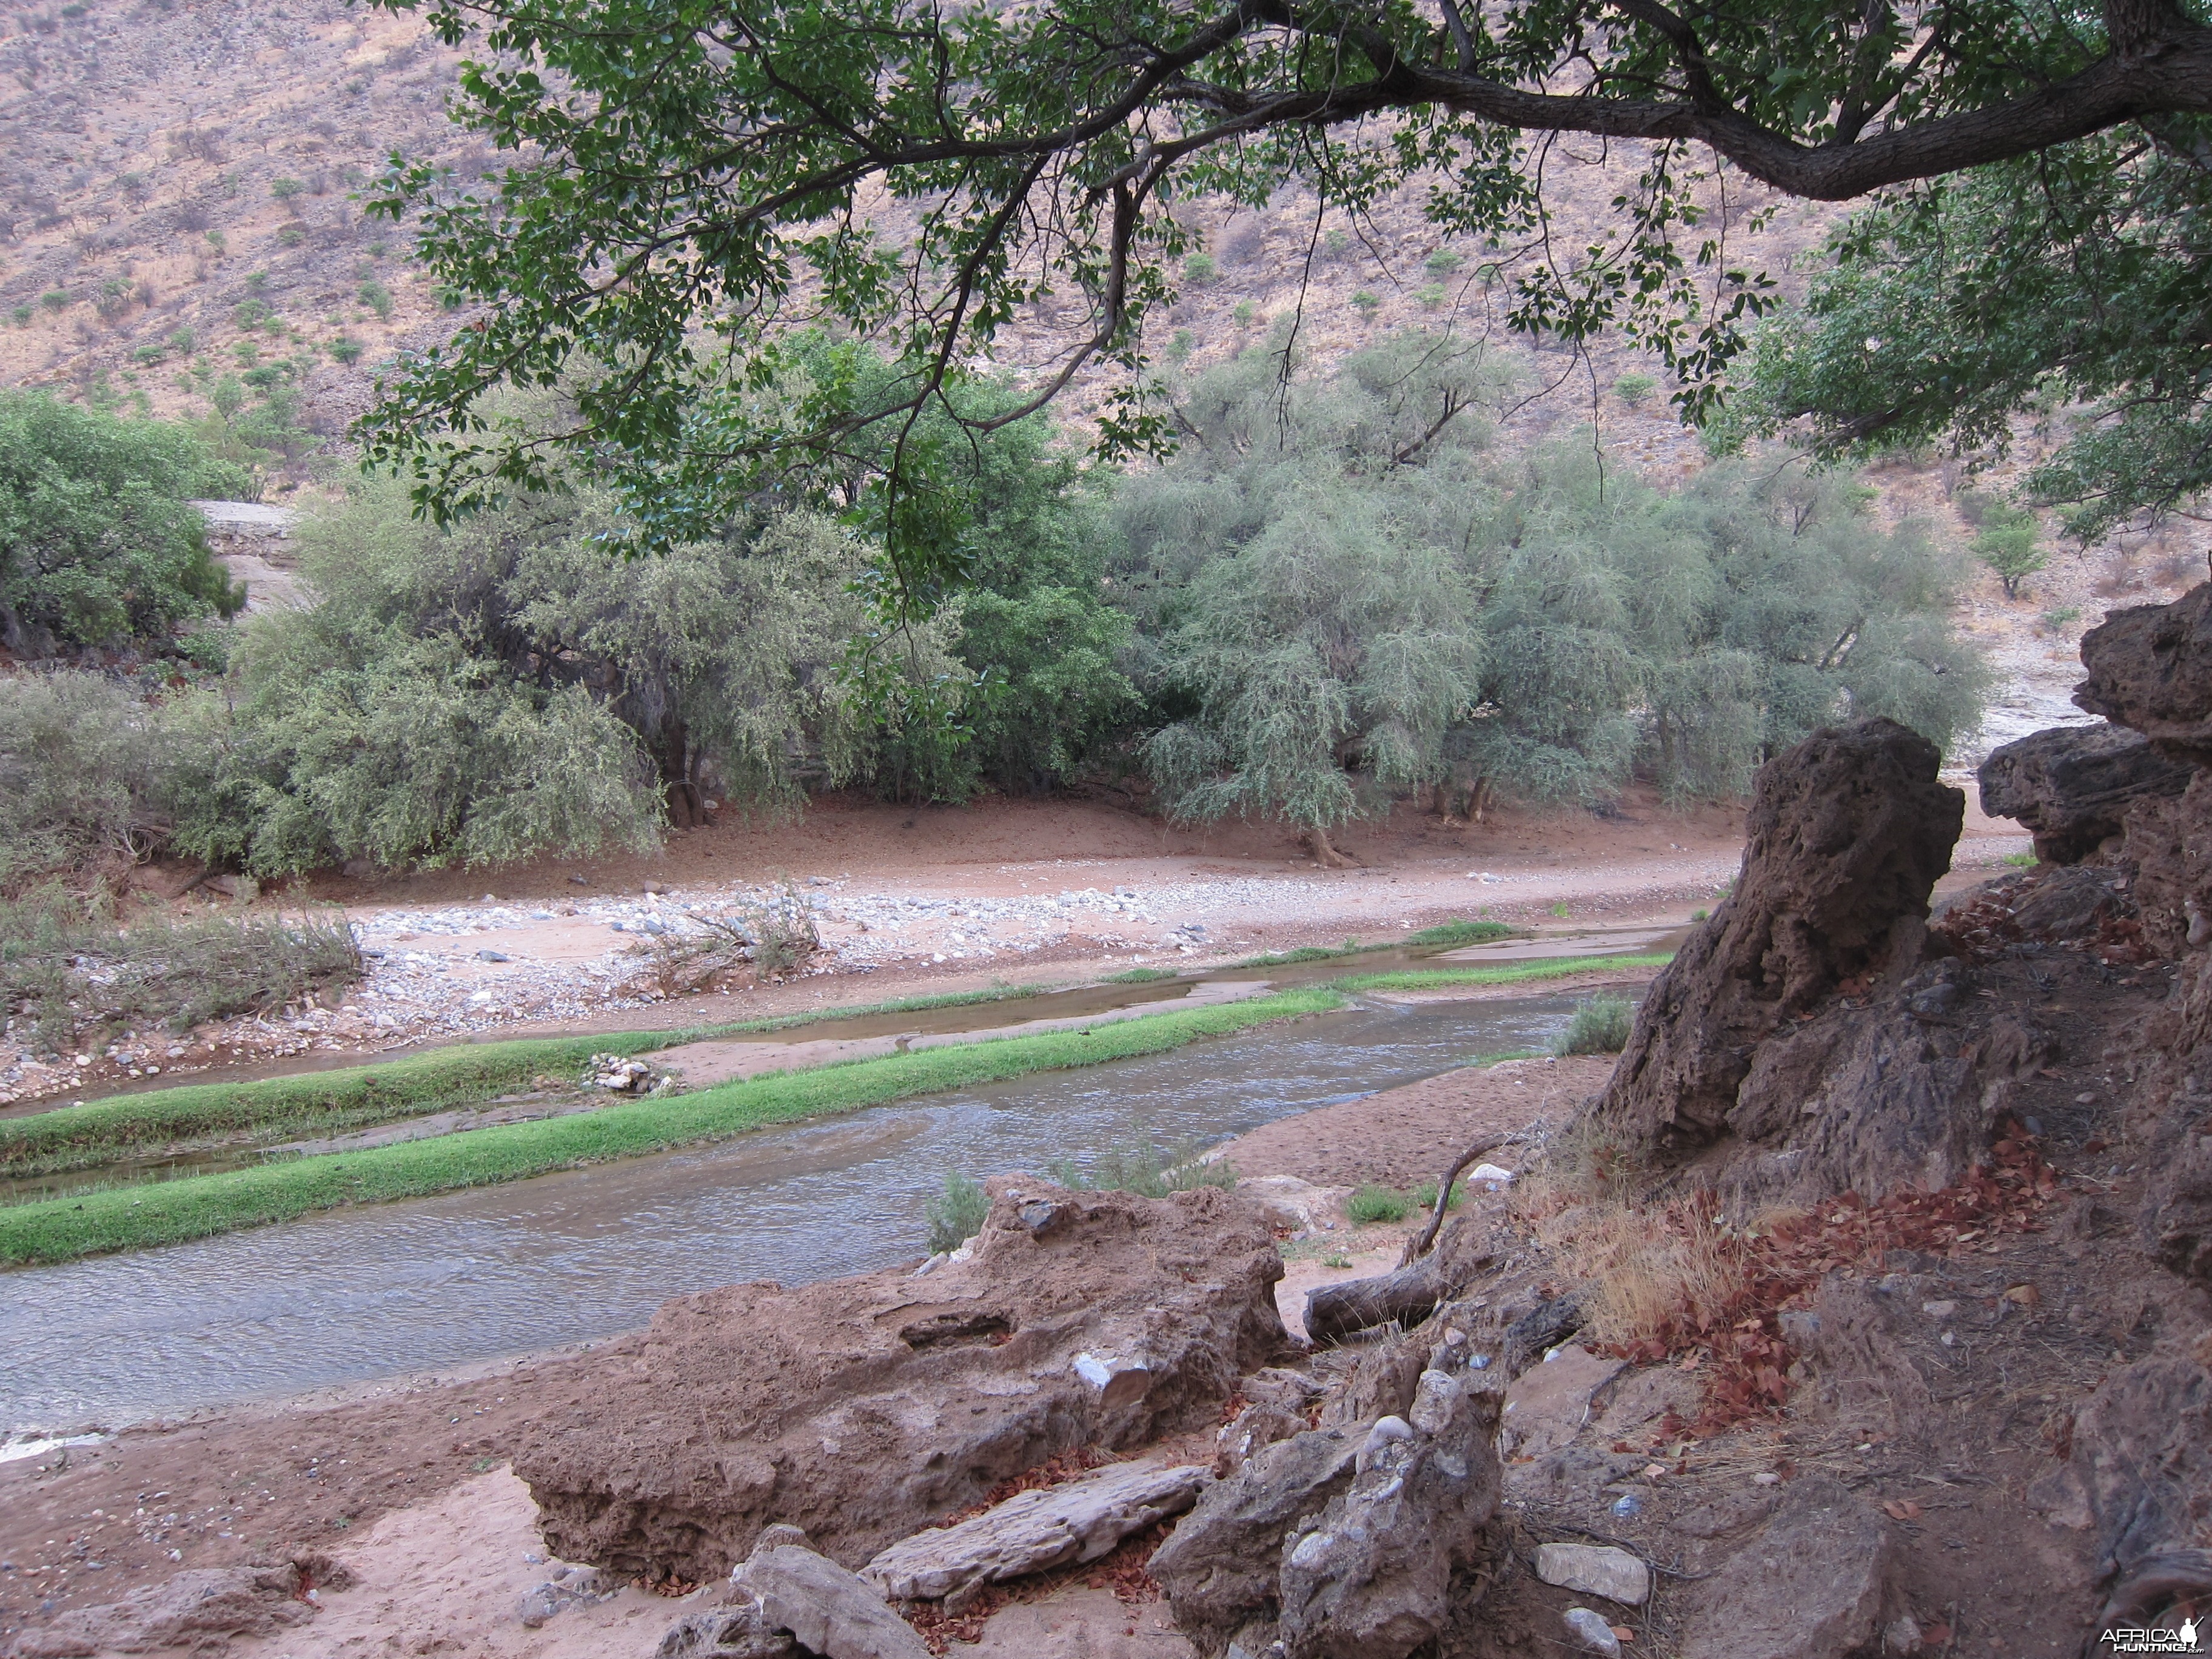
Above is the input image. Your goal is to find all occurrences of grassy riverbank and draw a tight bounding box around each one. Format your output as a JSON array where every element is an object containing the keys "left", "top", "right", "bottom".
[
  {"left": 0, "top": 982, "right": 1063, "bottom": 1179},
  {"left": 1332, "top": 953, "right": 1674, "bottom": 993},
  {"left": 0, "top": 986, "right": 1344, "bottom": 1265}
]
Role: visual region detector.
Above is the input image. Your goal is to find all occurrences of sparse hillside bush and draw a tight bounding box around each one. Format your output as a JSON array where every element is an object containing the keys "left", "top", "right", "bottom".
[
  {"left": 0, "top": 392, "right": 250, "bottom": 656},
  {"left": 358, "top": 278, "right": 392, "bottom": 319},
  {"left": 1970, "top": 500, "right": 2048, "bottom": 598}
]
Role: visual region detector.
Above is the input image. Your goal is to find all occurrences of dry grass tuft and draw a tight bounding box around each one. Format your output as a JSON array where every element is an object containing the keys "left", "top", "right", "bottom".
[{"left": 1536, "top": 1200, "right": 1745, "bottom": 1350}]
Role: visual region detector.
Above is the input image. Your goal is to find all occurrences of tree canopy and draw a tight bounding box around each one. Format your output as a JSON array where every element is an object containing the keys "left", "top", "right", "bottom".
[
  {"left": 1118, "top": 334, "right": 1987, "bottom": 846},
  {"left": 1728, "top": 129, "right": 2212, "bottom": 539},
  {"left": 360, "top": 0, "right": 2212, "bottom": 565},
  {"left": 0, "top": 393, "right": 250, "bottom": 657}
]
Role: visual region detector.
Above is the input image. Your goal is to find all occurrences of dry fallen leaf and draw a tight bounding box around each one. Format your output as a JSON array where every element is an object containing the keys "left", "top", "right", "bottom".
[{"left": 2002, "top": 1283, "right": 2041, "bottom": 1307}]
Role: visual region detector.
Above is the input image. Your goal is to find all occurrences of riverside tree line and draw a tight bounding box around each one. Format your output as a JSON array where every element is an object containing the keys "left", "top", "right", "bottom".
[{"left": 1, "top": 329, "right": 1989, "bottom": 886}]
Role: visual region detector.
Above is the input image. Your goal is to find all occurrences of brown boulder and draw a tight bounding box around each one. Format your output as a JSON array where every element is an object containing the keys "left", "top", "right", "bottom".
[
  {"left": 2028, "top": 1355, "right": 2212, "bottom": 1610},
  {"left": 6, "top": 1562, "right": 327, "bottom": 1658},
  {"left": 1977, "top": 723, "right": 2192, "bottom": 864},
  {"left": 1592, "top": 719, "right": 1962, "bottom": 1156},
  {"left": 2076, "top": 580, "right": 2212, "bottom": 763},
  {"left": 1674, "top": 1475, "right": 1895, "bottom": 1659},
  {"left": 511, "top": 1184, "right": 1290, "bottom": 1583}
]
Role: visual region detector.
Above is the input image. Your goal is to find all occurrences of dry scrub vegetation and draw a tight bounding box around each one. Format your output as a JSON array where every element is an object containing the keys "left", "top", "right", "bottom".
[{"left": 1512, "top": 1114, "right": 2067, "bottom": 1433}]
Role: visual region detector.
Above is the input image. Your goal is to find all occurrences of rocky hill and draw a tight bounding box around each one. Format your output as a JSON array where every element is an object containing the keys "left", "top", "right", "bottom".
[
  {"left": 1, "top": 0, "right": 2202, "bottom": 759},
  {"left": 0, "top": 0, "right": 1806, "bottom": 484}
]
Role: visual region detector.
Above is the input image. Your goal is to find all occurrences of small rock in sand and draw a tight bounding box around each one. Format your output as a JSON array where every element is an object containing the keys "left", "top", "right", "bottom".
[{"left": 1564, "top": 1606, "right": 1624, "bottom": 1657}]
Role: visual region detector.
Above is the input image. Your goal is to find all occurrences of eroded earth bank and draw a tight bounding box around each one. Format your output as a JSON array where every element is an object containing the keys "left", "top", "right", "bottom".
[{"left": 7, "top": 583, "right": 2212, "bottom": 1658}]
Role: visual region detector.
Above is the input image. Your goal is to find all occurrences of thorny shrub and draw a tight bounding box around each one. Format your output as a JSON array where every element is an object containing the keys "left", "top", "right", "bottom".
[
  {"left": 1, "top": 888, "right": 363, "bottom": 1053},
  {"left": 639, "top": 880, "right": 821, "bottom": 993}
]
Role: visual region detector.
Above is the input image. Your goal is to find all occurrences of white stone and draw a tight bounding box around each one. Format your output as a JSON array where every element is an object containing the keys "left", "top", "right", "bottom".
[
  {"left": 861, "top": 1461, "right": 1211, "bottom": 1603},
  {"left": 1564, "top": 1606, "right": 1624, "bottom": 1657},
  {"left": 1535, "top": 1543, "right": 1651, "bottom": 1606}
]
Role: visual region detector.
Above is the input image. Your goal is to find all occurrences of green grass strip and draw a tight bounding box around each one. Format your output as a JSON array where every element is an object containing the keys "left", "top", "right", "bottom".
[
  {"left": 1330, "top": 953, "right": 1674, "bottom": 992},
  {"left": 0, "top": 987, "right": 1344, "bottom": 1267},
  {"left": 0, "top": 981, "right": 1064, "bottom": 1178},
  {"left": 1402, "top": 920, "right": 1518, "bottom": 948},
  {"left": 1236, "top": 919, "right": 1520, "bottom": 968}
]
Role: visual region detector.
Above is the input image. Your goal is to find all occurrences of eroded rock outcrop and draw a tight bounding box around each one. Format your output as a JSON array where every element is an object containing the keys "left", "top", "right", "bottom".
[
  {"left": 1592, "top": 719, "right": 1962, "bottom": 1159},
  {"left": 2076, "top": 579, "right": 2212, "bottom": 764},
  {"left": 1709, "top": 961, "right": 2056, "bottom": 1207},
  {"left": 1275, "top": 1367, "right": 1503, "bottom": 1659},
  {"left": 1977, "top": 723, "right": 2191, "bottom": 865},
  {"left": 1148, "top": 1427, "right": 1362, "bottom": 1657},
  {"left": 2028, "top": 1354, "right": 2212, "bottom": 1626},
  {"left": 513, "top": 1183, "right": 1291, "bottom": 1583},
  {"left": 6, "top": 1560, "right": 341, "bottom": 1658},
  {"left": 1674, "top": 1475, "right": 1895, "bottom": 1659}
]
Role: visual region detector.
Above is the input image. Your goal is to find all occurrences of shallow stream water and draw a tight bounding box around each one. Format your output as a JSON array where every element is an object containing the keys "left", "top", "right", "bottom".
[{"left": 0, "top": 990, "right": 1606, "bottom": 1432}]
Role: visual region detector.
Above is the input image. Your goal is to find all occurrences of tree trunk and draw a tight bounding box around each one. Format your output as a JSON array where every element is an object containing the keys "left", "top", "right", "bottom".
[
  {"left": 1305, "top": 1253, "right": 1457, "bottom": 1344},
  {"left": 650, "top": 714, "right": 702, "bottom": 828},
  {"left": 1305, "top": 825, "right": 1355, "bottom": 868}
]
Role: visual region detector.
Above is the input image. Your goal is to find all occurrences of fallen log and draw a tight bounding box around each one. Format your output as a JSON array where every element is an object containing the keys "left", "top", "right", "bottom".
[{"left": 1306, "top": 1247, "right": 1489, "bottom": 1344}]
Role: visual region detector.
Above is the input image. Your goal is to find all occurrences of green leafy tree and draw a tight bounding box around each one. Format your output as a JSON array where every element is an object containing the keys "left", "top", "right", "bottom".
[
  {"left": 1729, "top": 132, "right": 2212, "bottom": 538},
  {"left": 0, "top": 393, "right": 250, "bottom": 656},
  {"left": 354, "top": 0, "right": 2212, "bottom": 561},
  {"left": 1971, "top": 503, "right": 2048, "bottom": 598},
  {"left": 1119, "top": 334, "right": 1503, "bottom": 860},
  {"left": 1118, "top": 335, "right": 1986, "bottom": 838},
  {"left": 176, "top": 450, "right": 988, "bottom": 871}
]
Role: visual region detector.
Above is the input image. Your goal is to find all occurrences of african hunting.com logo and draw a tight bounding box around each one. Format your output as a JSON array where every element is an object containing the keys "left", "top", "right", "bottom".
[{"left": 2100, "top": 1618, "right": 2201, "bottom": 1654}]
